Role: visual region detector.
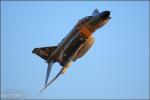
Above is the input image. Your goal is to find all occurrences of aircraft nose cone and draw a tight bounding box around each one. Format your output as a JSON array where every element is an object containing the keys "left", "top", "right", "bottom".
[
  {"left": 101, "top": 11, "right": 110, "bottom": 20},
  {"left": 104, "top": 11, "right": 110, "bottom": 16}
]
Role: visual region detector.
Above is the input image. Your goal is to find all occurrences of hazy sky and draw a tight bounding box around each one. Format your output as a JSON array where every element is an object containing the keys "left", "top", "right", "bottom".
[{"left": 1, "top": 1, "right": 149, "bottom": 99}]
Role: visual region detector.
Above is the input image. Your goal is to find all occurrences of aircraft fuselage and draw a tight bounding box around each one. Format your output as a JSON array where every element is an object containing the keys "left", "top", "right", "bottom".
[{"left": 32, "top": 9, "right": 111, "bottom": 93}]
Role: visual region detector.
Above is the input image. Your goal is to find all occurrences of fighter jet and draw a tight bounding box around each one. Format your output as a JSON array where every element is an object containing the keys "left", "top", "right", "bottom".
[{"left": 32, "top": 9, "right": 111, "bottom": 93}]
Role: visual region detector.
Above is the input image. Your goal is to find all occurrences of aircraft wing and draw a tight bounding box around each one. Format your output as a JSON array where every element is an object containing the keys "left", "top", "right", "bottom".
[{"left": 72, "top": 36, "right": 95, "bottom": 61}]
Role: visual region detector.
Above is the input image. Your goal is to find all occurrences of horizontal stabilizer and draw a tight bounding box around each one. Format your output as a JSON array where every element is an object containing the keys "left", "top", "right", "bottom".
[
  {"left": 40, "top": 67, "right": 65, "bottom": 93},
  {"left": 32, "top": 46, "right": 57, "bottom": 60}
]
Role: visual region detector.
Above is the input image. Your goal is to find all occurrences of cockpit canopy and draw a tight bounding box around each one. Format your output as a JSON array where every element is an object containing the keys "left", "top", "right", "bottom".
[{"left": 79, "top": 16, "right": 93, "bottom": 24}]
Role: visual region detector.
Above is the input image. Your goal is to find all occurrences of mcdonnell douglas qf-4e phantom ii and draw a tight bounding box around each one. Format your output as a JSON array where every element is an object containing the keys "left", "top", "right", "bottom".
[{"left": 32, "top": 9, "right": 111, "bottom": 93}]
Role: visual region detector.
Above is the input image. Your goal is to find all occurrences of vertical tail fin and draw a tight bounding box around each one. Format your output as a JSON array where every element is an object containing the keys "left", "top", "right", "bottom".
[{"left": 32, "top": 46, "right": 57, "bottom": 61}]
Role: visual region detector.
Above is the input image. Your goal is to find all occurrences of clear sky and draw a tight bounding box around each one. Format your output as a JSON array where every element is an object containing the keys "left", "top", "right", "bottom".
[{"left": 1, "top": 1, "right": 149, "bottom": 99}]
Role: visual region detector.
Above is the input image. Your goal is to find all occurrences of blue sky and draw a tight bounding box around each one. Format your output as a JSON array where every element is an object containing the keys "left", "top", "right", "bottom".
[{"left": 1, "top": 1, "right": 149, "bottom": 99}]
